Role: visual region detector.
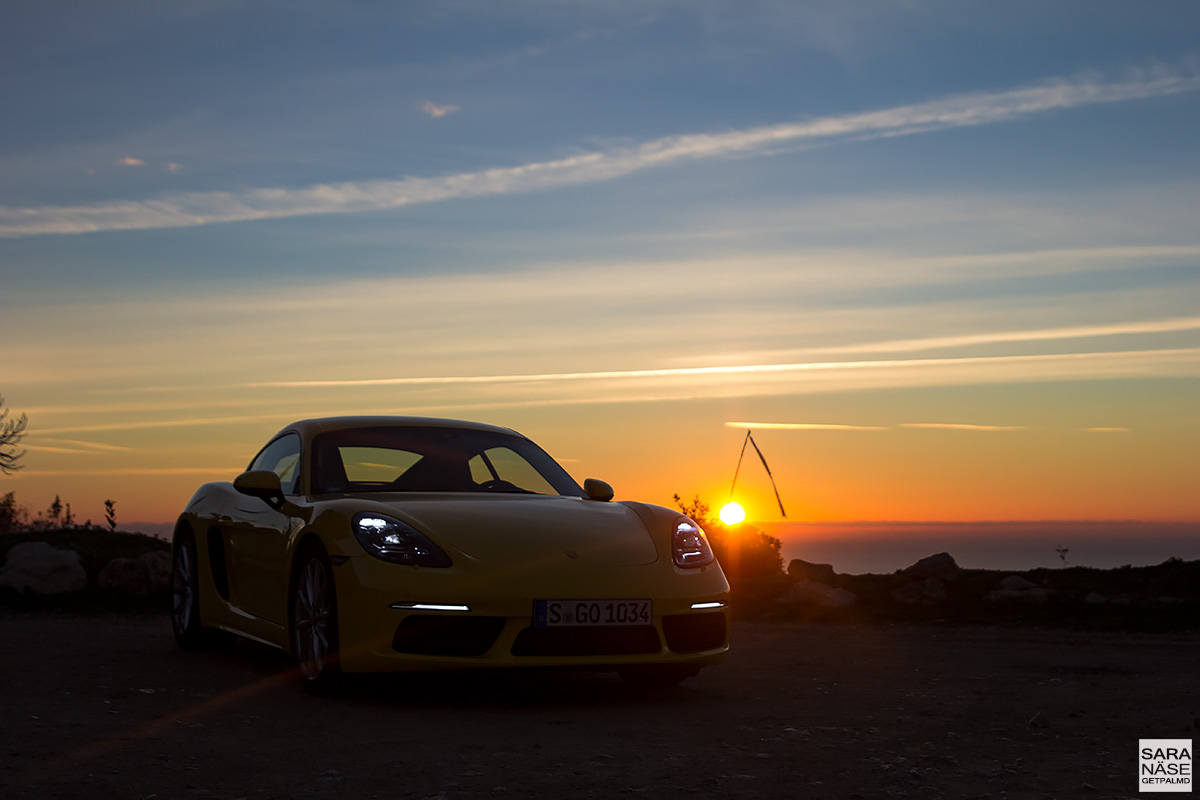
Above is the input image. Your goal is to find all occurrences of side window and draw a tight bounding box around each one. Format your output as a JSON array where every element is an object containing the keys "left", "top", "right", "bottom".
[{"left": 250, "top": 434, "right": 302, "bottom": 495}]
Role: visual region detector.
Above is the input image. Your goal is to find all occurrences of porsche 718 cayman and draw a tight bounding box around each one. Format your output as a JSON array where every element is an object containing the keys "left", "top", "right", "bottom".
[{"left": 171, "top": 417, "right": 730, "bottom": 693}]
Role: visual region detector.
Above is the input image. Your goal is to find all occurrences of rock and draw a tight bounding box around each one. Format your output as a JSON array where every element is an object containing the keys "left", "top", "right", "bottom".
[
  {"left": 988, "top": 575, "right": 1051, "bottom": 606},
  {"left": 891, "top": 578, "right": 947, "bottom": 606},
  {"left": 1084, "top": 592, "right": 1107, "bottom": 605},
  {"left": 777, "top": 579, "right": 857, "bottom": 609},
  {"left": 901, "top": 552, "right": 960, "bottom": 580},
  {"left": 97, "top": 550, "right": 171, "bottom": 594},
  {"left": 787, "top": 559, "right": 837, "bottom": 583},
  {"left": 0, "top": 542, "right": 88, "bottom": 595},
  {"left": 999, "top": 575, "right": 1039, "bottom": 591}
]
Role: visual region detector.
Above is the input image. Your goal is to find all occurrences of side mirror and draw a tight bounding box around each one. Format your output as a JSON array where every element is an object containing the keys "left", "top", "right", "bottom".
[
  {"left": 234, "top": 469, "right": 285, "bottom": 507},
  {"left": 583, "top": 478, "right": 614, "bottom": 502}
]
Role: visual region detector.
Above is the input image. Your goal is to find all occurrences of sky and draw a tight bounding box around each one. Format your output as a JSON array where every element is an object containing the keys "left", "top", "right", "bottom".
[{"left": 2, "top": 1, "right": 1198, "bottom": 567}]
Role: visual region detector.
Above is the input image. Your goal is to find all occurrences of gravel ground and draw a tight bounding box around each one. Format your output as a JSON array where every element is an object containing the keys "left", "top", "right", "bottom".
[{"left": 2, "top": 613, "right": 1196, "bottom": 799}]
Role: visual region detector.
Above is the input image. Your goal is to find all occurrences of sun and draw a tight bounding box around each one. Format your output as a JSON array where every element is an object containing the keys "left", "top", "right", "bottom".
[{"left": 718, "top": 501, "right": 746, "bottom": 526}]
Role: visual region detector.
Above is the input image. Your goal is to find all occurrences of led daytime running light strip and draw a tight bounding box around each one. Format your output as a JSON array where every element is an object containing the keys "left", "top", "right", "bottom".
[{"left": 390, "top": 602, "right": 472, "bottom": 612}]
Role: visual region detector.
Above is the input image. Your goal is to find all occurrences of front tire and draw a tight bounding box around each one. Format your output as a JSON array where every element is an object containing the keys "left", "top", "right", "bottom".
[
  {"left": 292, "top": 547, "right": 342, "bottom": 695},
  {"left": 172, "top": 528, "right": 221, "bottom": 649}
]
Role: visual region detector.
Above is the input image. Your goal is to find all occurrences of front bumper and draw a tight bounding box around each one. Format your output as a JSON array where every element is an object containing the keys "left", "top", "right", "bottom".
[{"left": 332, "top": 553, "right": 731, "bottom": 673}]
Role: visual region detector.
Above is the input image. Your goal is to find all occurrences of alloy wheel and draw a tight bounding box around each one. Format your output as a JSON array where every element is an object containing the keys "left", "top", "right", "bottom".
[
  {"left": 294, "top": 557, "right": 333, "bottom": 681},
  {"left": 172, "top": 540, "right": 194, "bottom": 637}
]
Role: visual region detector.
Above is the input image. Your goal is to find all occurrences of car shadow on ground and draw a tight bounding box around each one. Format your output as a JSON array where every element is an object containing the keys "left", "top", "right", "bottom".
[
  {"left": 340, "top": 668, "right": 705, "bottom": 710},
  {"left": 200, "top": 635, "right": 707, "bottom": 710}
]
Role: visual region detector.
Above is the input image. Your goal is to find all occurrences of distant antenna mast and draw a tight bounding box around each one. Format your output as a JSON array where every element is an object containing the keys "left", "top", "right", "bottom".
[{"left": 728, "top": 430, "right": 787, "bottom": 518}]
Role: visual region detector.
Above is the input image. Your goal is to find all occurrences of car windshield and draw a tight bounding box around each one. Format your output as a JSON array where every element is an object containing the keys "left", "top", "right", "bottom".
[{"left": 310, "top": 426, "right": 586, "bottom": 497}]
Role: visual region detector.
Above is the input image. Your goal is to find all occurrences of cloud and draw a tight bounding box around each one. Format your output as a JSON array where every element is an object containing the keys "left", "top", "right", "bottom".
[
  {"left": 32, "top": 413, "right": 295, "bottom": 436},
  {"left": 22, "top": 437, "right": 133, "bottom": 454},
  {"left": 805, "top": 315, "right": 1200, "bottom": 357},
  {"left": 166, "top": 162, "right": 183, "bottom": 173},
  {"left": 725, "top": 422, "right": 886, "bottom": 431},
  {"left": 117, "top": 156, "right": 145, "bottom": 167},
  {"left": 421, "top": 100, "right": 461, "bottom": 118},
  {"left": 900, "top": 423, "right": 1026, "bottom": 431},
  {"left": 1086, "top": 427, "right": 1131, "bottom": 433},
  {"left": 4, "top": 65, "right": 1198, "bottom": 237},
  {"left": 248, "top": 348, "right": 1200, "bottom": 390}
]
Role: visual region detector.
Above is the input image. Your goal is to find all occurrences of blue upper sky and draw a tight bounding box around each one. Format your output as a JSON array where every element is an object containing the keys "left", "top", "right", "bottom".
[{"left": 4, "top": 3, "right": 1198, "bottom": 253}]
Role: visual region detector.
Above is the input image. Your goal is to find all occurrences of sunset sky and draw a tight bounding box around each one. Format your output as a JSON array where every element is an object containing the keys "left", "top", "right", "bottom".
[{"left": 2, "top": 2, "right": 1198, "bottom": 564}]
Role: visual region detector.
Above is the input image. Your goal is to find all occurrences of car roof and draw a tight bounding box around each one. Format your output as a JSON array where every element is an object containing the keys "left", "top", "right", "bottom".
[{"left": 274, "top": 416, "right": 525, "bottom": 441}]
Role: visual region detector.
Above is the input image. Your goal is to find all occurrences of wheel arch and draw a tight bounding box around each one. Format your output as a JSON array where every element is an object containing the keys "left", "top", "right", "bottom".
[{"left": 172, "top": 515, "right": 195, "bottom": 544}]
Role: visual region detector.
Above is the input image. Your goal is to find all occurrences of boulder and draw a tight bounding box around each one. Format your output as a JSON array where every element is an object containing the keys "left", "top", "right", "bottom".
[
  {"left": 777, "top": 579, "right": 857, "bottom": 609},
  {"left": 787, "top": 559, "right": 837, "bottom": 583},
  {"left": 0, "top": 542, "right": 88, "bottom": 595},
  {"left": 97, "top": 550, "right": 171, "bottom": 594},
  {"left": 891, "top": 577, "right": 947, "bottom": 606},
  {"left": 999, "top": 575, "right": 1039, "bottom": 591},
  {"left": 901, "top": 552, "right": 961, "bottom": 580},
  {"left": 987, "top": 575, "right": 1050, "bottom": 606}
]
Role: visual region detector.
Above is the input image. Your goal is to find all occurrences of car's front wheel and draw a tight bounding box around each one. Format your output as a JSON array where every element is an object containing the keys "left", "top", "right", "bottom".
[
  {"left": 292, "top": 547, "right": 342, "bottom": 695},
  {"left": 172, "top": 529, "right": 212, "bottom": 649}
]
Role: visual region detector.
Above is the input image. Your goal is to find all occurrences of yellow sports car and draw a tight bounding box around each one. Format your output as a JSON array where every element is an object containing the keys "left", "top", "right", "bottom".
[{"left": 171, "top": 416, "right": 730, "bottom": 693}]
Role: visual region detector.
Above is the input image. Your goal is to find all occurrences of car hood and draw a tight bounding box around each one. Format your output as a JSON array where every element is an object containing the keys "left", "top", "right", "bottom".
[{"left": 356, "top": 494, "right": 659, "bottom": 567}]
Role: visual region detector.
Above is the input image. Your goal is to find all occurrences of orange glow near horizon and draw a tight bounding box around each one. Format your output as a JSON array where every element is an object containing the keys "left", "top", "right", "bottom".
[
  {"left": 3, "top": 276, "right": 1198, "bottom": 531},
  {"left": 6, "top": 385, "right": 1198, "bottom": 532}
]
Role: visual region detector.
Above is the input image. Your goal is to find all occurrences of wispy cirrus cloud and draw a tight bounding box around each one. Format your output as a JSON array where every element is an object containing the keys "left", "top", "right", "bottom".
[
  {"left": 249, "top": 347, "right": 1200, "bottom": 390},
  {"left": 728, "top": 422, "right": 1134, "bottom": 433},
  {"left": 421, "top": 100, "right": 461, "bottom": 118},
  {"left": 31, "top": 414, "right": 295, "bottom": 436},
  {"left": 3, "top": 65, "right": 1198, "bottom": 237},
  {"left": 22, "top": 437, "right": 133, "bottom": 454},
  {"left": 725, "top": 422, "right": 886, "bottom": 431},
  {"left": 822, "top": 316, "right": 1200, "bottom": 356},
  {"left": 900, "top": 423, "right": 1026, "bottom": 432}
]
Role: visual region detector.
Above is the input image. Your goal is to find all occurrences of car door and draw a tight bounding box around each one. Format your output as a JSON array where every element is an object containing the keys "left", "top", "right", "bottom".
[{"left": 226, "top": 433, "right": 301, "bottom": 626}]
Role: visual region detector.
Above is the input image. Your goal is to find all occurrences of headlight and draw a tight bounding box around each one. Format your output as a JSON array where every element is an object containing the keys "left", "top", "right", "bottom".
[
  {"left": 672, "top": 516, "right": 714, "bottom": 568},
  {"left": 353, "top": 513, "right": 452, "bottom": 567}
]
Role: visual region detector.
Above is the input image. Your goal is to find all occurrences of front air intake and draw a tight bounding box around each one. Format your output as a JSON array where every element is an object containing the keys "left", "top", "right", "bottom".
[
  {"left": 392, "top": 615, "right": 505, "bottom": 657},
  {"left": 662, "top": 612, "right": 726, "bottom": 653}
]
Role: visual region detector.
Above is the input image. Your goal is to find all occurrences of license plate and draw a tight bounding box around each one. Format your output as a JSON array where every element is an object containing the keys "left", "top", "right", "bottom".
[{"left": 534, "top": 598, "right": 652, "bottom": 627}]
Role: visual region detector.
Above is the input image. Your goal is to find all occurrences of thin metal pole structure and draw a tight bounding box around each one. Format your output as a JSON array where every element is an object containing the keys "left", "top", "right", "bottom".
[
  {"left": 727, "top": 430, "right": 787, "bottom": 518},
  {"left": 728, "top": 431, "right": 751, "bottom": 499}
]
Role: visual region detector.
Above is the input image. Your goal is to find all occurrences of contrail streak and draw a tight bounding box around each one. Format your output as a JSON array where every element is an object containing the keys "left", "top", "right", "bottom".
[
  {"left": 3, "top": 66, "right": 1197, "bottom": 237},
  {"left": 249, "top": 348, "right": 1200, "bottom": 389}
]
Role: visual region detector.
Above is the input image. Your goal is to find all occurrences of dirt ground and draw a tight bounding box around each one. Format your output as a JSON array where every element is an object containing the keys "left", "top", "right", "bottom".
[{"left": 1, "top": 613, "right": 1196, "bottom": 800}]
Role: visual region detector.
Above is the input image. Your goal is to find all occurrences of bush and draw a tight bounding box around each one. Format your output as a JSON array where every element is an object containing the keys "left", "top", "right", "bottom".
[{"left": 674, "top": 494, "right": 788, "bottom": 615}]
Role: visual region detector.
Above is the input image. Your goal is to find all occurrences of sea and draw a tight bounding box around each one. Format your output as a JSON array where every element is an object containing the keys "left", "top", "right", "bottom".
[{"left": 763, "top": 520, "right": 1200, "bottom": 575}]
